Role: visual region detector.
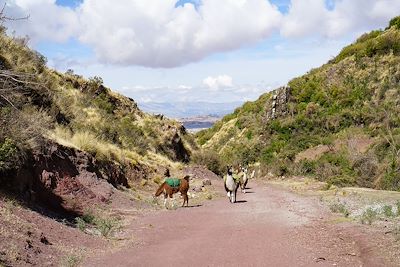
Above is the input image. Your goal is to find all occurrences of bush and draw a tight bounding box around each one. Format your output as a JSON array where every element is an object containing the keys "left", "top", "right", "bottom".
[
  {"left": 75, "top": 217, "right": 86, "bottom": 231},
  {"left": 192, "top": 150, "right": 224, "bottom": 176},
  {"left": 360, "top": 208, "right": 378, "bottom": 225},
  {"left": 118, "top": 117, "right": 149, "bottom": 154},
  {"left": 299, "top": 159, "right": 316, "bottom": 175},
  {"left": 380, "top": 159, "right": 400, "bottom": 191},
  {"left": 326, "top": 175, "right": 355, "bottom": 187},
  {"left": 95, "top": 216, "right": 120, "bottom": 237},
  {"left": 388, "top": 16, "right": 400, "bottom": 30},
  {"left": 334, "top": 27, "right": 400, "bottom": 63},
  {"left": 0, "top": 138, "right": 17, "bottom": 171},
  {"left": 93, "top": 93, "right": 114, "bottom": 114},
  {"left": 329, "top": 201, "right": 350, "bottom": 217},
  {"left": 81, "top": 210, "right": 95, "bottom": 224},
  {"left": 383, "top": 205, "right": 395, "bottom": 218},
  {"left": 352, "top": 154, "right": 378, "bottom": 188}
]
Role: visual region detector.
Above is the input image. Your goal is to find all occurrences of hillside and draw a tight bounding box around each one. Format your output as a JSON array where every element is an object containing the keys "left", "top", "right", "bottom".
[
  {"left": 196, "top": 17, "right": 400, "bottom": 191},
  {"left": 0, "top": 24, "right": 198, "bottom": 214}
]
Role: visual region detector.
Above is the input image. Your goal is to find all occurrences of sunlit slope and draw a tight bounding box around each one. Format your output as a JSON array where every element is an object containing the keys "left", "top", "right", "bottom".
[{"left": 196, "top": 17, "right": 400, "bottom": 190}]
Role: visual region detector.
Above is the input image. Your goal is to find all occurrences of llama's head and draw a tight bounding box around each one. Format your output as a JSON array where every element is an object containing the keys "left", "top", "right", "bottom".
[
  {"left": 241, "top": 166, "right": 248, "bottom": 173},
  {"left": 226, "top": 165, "right": 233, "bottom": 175}
]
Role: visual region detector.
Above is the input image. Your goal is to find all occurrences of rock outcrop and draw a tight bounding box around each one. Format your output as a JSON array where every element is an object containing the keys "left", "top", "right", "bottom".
[{"left": 265, "top": 85, "right": 291, "bottom": 121}]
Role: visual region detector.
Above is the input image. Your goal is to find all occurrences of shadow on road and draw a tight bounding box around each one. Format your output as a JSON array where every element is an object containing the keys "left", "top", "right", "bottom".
[
  {"left": 184, "top": 204, "right": 203, "bottom": 208},
  {"left": 235, "top": 200, "right": 247, "bottom": 204}
]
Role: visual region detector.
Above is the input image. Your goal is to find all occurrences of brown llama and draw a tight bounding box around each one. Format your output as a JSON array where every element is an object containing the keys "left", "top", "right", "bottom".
[{"left": 155, "top": 175, "right": 190, "bottom": 208}]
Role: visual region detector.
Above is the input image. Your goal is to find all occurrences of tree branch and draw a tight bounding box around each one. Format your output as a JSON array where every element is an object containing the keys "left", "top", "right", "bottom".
[
  {"left": 0, "top": 94, "right": 18, "bottom": 110},
  {"left": 0, "top": 3, "right": 29, "bottom": 22}
]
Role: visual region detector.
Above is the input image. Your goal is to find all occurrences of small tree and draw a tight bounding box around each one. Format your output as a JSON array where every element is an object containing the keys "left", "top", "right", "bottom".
[
  {"left": 388, "top": 16, "right": 400, "bottom": 30},
  {"left": 379, "top": 105, "right": 400, "bottom": 190}
]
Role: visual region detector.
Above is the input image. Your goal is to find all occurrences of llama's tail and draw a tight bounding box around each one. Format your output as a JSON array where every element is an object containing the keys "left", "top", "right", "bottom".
[{"left": 155, "top": 182, "right": 166, "bottom": 197}]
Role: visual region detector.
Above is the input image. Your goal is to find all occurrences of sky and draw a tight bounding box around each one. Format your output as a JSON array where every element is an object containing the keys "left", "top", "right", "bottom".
[{"left": 2, "top": 0, "right": 400, "bottom": 105}]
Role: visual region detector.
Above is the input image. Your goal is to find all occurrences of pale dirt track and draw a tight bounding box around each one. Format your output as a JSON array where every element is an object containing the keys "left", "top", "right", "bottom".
[{"left": 84, "top": 181, "right": 390, "bottom": 267}]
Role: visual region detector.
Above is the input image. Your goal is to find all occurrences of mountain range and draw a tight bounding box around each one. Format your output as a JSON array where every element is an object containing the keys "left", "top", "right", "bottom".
[{"left": 138, "top": 101, "right": 244, "bottom": 119}]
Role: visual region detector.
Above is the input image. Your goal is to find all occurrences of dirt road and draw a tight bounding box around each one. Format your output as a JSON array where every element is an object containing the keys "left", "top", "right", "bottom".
[{"left": 84, "top": 181, "right": 390, "bottom": 267}]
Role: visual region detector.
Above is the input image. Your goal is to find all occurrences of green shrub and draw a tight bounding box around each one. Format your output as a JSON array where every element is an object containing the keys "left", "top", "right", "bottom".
[
  {"left": 0, "top": 138, "right": 17, "bottom": 171},
  {"left": 60, "top": 251, "right": 83, "bottom": 267},
  {"left": 352, "top": 154, "right": 378, "bottom": 188},
  {"left": 93, "top": 93, "right": 114, "bottom": 114},
  {"left": 272, "top": 161, "right": 289, "bottom": 177},
  {"left": 298, "top": 159, "right": 316, "bottom": 175},
  {"left": 75, "top": 217, "right": 86, "bottom": 231},
  {"left": 329, "top": 202, "right": 350, "bottom": 217},
  {"left": 81, "top": 211, "right": 95, "bottom": 224},
  {"left": 95, "top": 216, "right": 120, "bottom": 237},
  {"left": 383, "top": 205, "right": 395, "bottom": 218},
  {"left": 118, "top": 117, "right": 149, "bottom": 154},
  {"left": 245, "top": 130, "right": 253, "bottom": 140},
  {"left": 380, "top": 159, "right": 400, "bottom": 191},
  {"left": 326, "top": 175, "right": 355, "bottom": 187},
  {"left": 388, "top": 16, "right": 400, "bottom": 30},
  {"left": 360, "top": 208, "right": 378, "bottom": 225},
  {"left": 334, "top": 26, "right": 400, "bottom": 63},
  {"left": 192, "top": 150, "right": 224, "bottom": 176}
]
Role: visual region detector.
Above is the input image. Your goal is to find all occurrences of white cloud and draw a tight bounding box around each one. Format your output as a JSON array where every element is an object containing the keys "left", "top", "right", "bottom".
[
  {"left": 178, "top": 85, "right": 192, "bottom": 90},
  {"left": 2, "top": 0, "right": 282, "bottom": 67},
  {"left": 281, "top": 0, "right": 400, "bottom": 38},
  {"left": 4, "top": 0, "right": 79, "bottom": 43},
  {"left": 76, "top": 0, "right": 282, "bottom": 67},
  {"left": 203, "top": 75, "right": 233, "bottom": 90},
  {"left": 3, "top": 0, "right": 400, "bottom": 69}
]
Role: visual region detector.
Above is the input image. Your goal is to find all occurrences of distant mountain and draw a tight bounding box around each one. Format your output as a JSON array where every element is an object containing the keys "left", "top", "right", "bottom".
[
  {"left": 179, "top": 115, "right": 221, "bottom": 132},
  {"left": 138, "top": 101, "right": 244, "bottom": 118}
]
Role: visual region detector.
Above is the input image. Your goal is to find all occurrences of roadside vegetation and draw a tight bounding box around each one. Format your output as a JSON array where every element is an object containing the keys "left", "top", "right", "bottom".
[{"left": 75, "top": 210, "right": 121, "bottom": 238}]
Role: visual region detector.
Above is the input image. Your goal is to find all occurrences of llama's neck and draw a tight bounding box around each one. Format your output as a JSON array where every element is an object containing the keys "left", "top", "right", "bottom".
[{"left": 225, "top": 173, "right": 235, "bottom": 191}]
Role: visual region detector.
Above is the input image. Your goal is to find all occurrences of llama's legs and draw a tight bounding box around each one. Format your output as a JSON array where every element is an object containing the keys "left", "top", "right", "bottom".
[
  {"left": 170, "top": 195, "right": 175, "bottom": 208},
  {"left": 182, "top": 194, "right": 188, "bottom": 207}
]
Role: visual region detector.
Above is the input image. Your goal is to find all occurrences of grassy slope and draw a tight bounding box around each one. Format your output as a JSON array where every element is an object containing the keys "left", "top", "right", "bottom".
[
  {"left": 0, "top": 26, "right": 197, "bottom": 182},
  {"left": 196, "top": 18, "right": 400, "bottom": 190}
]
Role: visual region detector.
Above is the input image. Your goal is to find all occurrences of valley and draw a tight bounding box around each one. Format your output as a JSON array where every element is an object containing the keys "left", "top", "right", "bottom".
[{"left": 1, "top": 5, "right": 400, "bottom": 267}]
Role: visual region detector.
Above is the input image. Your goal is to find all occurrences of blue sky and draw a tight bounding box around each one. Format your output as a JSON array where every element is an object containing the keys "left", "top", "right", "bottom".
[
  {"left": 4, "top": 0, "right": 400, "bottom": 105},
  {"left": 55, "top": 0, "right": 82, "bottom": 8}
]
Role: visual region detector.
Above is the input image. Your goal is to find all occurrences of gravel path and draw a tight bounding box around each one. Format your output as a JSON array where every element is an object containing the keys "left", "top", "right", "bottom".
[{"left": 84, "top": 181, "right": 389, "bottom": 267}]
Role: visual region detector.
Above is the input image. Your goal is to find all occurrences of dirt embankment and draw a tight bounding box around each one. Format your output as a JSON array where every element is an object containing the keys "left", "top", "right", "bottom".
[{"left": 0, "top": 141, "right": 150, "bottom": 217}]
